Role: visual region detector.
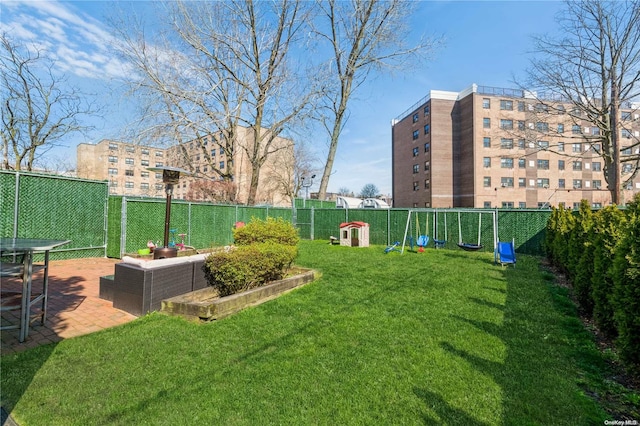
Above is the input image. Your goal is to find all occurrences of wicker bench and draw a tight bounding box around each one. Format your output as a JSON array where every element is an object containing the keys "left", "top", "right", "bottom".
[{"left": 106, "top": 254, "right": 210, "bottom": 316}]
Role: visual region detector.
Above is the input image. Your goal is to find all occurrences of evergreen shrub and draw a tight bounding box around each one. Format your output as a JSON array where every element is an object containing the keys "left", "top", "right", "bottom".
[{"left": 233, "top": 217, "right": 299, "bottom": 246}]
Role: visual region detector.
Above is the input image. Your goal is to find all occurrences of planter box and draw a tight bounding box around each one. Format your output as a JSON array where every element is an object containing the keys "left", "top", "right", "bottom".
[{"left": 161, "top": 269, "right": 316, "bottom": 321}]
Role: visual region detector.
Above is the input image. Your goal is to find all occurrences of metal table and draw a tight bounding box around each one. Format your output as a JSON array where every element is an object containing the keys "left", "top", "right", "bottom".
[{"left": 0, "top": 238, "right": 70, "bottom": 342}]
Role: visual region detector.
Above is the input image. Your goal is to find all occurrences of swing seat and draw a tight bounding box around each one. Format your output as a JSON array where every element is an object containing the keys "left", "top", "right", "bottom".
[
  {"left": 457, "top": 242, "right": 483, "bottom": 251},
  {"left": 495, "top": 241, "right": 516, "bottom": 267},
  {"left": 417, "top": 235, "right": 429, "bottom": 247},
  {"left": 433, "top": 239, "right": 446, "bottom": 249},
  {"left": 385, "top": 241, "right": 401, "bottom": 253}
]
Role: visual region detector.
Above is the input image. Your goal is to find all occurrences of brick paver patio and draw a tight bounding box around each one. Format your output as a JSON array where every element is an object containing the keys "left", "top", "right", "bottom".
[{"left": 1, "top": 257, "right": 137, "bottom": 355}]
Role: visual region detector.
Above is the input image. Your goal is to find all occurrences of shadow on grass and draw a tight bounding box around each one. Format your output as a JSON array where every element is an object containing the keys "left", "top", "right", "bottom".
[
  {"left": 413, "top": 387, "right": 490, "bottom": 426},
  {"left": 439, "top": 256, "right": 607, "bottom": 424}
]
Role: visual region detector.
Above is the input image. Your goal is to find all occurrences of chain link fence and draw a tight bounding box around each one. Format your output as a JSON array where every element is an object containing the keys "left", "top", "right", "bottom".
[{"left": 2, "top": 171, "right": 551, "bottom": 259}]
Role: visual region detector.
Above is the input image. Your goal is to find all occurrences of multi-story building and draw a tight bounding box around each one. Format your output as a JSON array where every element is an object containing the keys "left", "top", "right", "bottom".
[
  {"left": 77, "top": 127, "right": 294, "bottom": 206},
  {"left": 392, "top": 83, "right": 640, "bottom": 208}
]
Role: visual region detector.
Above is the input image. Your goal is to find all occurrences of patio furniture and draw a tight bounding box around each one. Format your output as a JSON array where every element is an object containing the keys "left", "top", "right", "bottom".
[
  {"left": 1, "top": 238, "right": 70, "bottom": 342},
  {"left": 107, "top": 253, "right": 210, "bottom": 316}
]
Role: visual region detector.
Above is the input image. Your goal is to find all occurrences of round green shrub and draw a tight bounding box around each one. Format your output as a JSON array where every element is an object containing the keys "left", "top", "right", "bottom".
[
  {"left": 233, "top": 217, "right": 299, "bottom": 246},
  {"left": 203, "top": 242, "right": 298, "bottom": 297}
]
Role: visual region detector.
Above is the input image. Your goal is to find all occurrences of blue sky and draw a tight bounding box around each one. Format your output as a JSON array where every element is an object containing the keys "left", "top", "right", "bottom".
[{"left": 1, "top": 0, "right": 564, "bottom": 196}]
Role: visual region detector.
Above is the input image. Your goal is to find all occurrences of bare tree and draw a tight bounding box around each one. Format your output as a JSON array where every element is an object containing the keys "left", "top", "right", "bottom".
[
  {"left": 112, "top": 0, "right": 317, "bottom": 205},
  {"left": 264, "top": 139, "right": 320, "bottom": 203},
  {"left": 185, "top": 179, "right": 237, "bottom": 204},
  {"left": 359, "top": 183, "right": 379, "bottom": 198},
  {"left": 312, "top": 0, "right": 442, "bottom": 199},
  {"left": 523, "top": 0, "right": 640, "bottom": 204},
  {"left": 1, "top": 34, "right": 97, "bottom": 171}
]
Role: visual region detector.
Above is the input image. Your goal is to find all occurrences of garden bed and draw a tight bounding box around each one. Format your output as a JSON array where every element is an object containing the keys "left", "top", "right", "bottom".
[{"left": 161, "top": 268, "right": 316, "bottom": 321}]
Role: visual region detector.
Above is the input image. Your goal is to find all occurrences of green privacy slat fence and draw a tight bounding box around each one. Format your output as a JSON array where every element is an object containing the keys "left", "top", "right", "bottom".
[{"left": 1, "top": 170, "right": 107, "bottom": 259}]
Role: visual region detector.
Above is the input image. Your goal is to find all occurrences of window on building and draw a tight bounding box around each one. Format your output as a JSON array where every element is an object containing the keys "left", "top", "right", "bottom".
[
  {"left": 108, "top": 168, "right": 117, "bottom": 175},
  {"left": 558, "top": 160, "right": 565, "bottom": 170},
  {"left": 537, "top": 140, "right": 549, "bottom": 149},
  {"left": 500, "top": 100, "right": 513, "bottom": 110},
  {"left": 424, "top": 143, "right": 430, "bottom": 153},
  {"left": 518, "top": 177, "right": 526, "bottom": 187},
  {"left": 592, "top": 128, "right": 600, "bottom": 136},
  {"left": 557, "top": 124, "right": 564, "bottom": 133},
  {"left": 518, "top": 139, "right": 526, "bottom": 149},
  {"left": 557, "top": 105, "right": 565, "bottom": 115},
  {"left": 412, "top": 147, "right": 419, "bottom": 157},
  {"left": 155, "top": 184, "right": 163, "bottom": 190},
  {"left": 125, "top": 181, "right": 134, "bottom": 189},
  {"left": 482, "top": 98, "right": 490, "bottom": 109},
  {"left": 423, "top": 105, "right": 430, "bottom": 115},
  {"left": 558, "top": 142, "right": 565, "bottom": 152},
  {"left": 518, "top": 158, "right": 526, "bottom": 168},
  {"left": 622, "top": 163, "right": 633, "bottom": 173},
  {"left": 537, "top": 159, "right": 549, "bottom": 169},
  {"left": 558, "top": 179, "right": 565, "bottom": 188},
  {"left": 573, "top": 179, "right": 582, "bottom": 189},
  {"left": 592, "top": 202, "right": 603, "bottom": 208},
  {"left": 519, "top": 202, "right": 527, "bottom": 208},
  {"left": 593, "top": 180, "right": 602, "bottom": 189},
  {"left": 500, "top": 119, "right": 513, "bottom": 130},
  {"left": 155, "top": 162, "right": 163, "bottom": 167},
  {"left": 126, "top": 146, "right": 135, "bottom": 153},
  {"left": 108, "top": 156, "right": 118, "bottom": 163},
  {"left": 572, "top": 125, "right": 581, "bottom": 134},
  {"left": 424, "top": 124, "right": 430, "bottom": 135},
  {"left": 483, "top": 118, "right": 491, "bottom": 129},
  {"left": 412, "top": 130, "right": 419, "bottom": 140},
  {"left": 517, "top": 101, "right": 525, "bottom": 112},
  {"left": 125, "top": 158, "right": 134, "bottom": 165},
  {"left": 109, "top": 181, "right": 118, "bottom": 187},
  {"left": 518, "top": 120, "right": 525, "bottom": 130},
  {"left": 502, "top": 202, "right": 514, "bottom": 208},
  {"left": 220, "top": 161, "right": 225, "bottom": 169},
  {"left": 155, "top": 151, "right": 163, "bottom": 157},
  {"left": 484, "top": 201, "right": 492, "bottom": 208},
  {"left": 501, "top": 177, "right": 514, "bottom": 187},
  {"left": 537, "top": 178, "right": 550, "bottom": 188},
  {"left": 622, "top": 146, "right": 632, "bottom": 155},
  {"left": 483, "top": 176, "right": 491, "bottom": 187},
  {"left": 592, "top": 162, "right": 601, "bottom": 171},
  {"left": 536, "top": 122, "right": 549, "bottom": 132},
  {"left": 571, "top": 107, "right": 582, "bottom": 117},
  {"left": 501, "top": 158, "right": 514, "bottom": 168},
  {"left": 141, "top": 183, "right": 149, "bottom": 190},
  {"left": 483, "top": 137, "right": 491, "bottom": 148},
  {"left": 572, "top": 143, "right": 582, "bottom": 152},
  {"left": 108, "top": 143, "right": 118, "bottom": 150},
  {"left": 413, "top": 181, "right": 419, "bottom": 191},
  {"left": 155, "top": 173, "right": 162, "bottom": 179},
  {"left": 572, "top": 161, "right": 582, "bottom": 171},
  {"left": 535, "top": 103, "right": 549, "bottom": 113},
  {"left": 125, "top": 170, "right": 134, "bottom": 177},
  {"left": 622, "top": 111, "right": 631, "bottom": 121},
  {"left": 483, "top": 157, "right": 491, "bottom": 167},
  {"left": 413, "top": 164, "right": 419, "bottom": 174},
  {"left": 219, "top": 147, "right": 224, "bottom": 155},
  {"left": 500, "top": 138, "right": 514, "bottom": 149},
  {"left": 141, "top": 149, "right": 149, "bottom": 155},
  {"left": 141, "top": 171, "right": 149, "bottom": 178},
  {"left": 412, "top": 113, "right": 419, "bottom": 123},
  {"left": 593, "top": 143, "right": 601, "bottom": 152},
  {"left": 424, "top": 161, "right": 430, "bottom": 171},
  {"left": 424, "top": 179, "right": 430, "bottom": 189},
  {"left": 141, "top": 159, "right": 149, "bottom": 166}
]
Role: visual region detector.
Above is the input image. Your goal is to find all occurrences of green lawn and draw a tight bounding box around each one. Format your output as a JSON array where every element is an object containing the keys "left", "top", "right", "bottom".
[{"left": 0, "top": 241, "right": 617, "bottom": 424}]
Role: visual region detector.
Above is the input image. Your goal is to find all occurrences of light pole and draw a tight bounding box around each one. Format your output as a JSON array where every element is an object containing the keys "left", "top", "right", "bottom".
[{"left": 301, "top": 174, "right": 315, "bottom": 207}]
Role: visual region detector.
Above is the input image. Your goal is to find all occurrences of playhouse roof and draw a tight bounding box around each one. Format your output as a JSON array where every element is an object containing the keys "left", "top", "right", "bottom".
[{"left": 339, "top": 221, "right": 369, "bottom": 228}]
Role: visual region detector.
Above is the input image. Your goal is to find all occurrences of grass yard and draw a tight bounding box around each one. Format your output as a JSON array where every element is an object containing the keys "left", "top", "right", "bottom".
[{"left": 0, "top": 240, "right": 621, "bottom": 424}]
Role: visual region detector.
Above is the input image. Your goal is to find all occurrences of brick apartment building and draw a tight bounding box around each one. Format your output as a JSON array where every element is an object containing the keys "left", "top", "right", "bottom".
[
  {"left": 392, "top": 84, "right": 640, "bottom": 208},
  {"left": 77, "top": 127, "right": 294, "bottom": 206}
]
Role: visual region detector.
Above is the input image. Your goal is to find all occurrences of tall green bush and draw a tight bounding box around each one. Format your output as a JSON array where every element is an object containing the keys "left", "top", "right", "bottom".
[
  {"left": 612, "top": 194, "right": 640, "bottom": 373},
  {"left": 233, "top": 217, "right": 299, "bottom": 246},
  {"left": 571, "top": 200, "right": 595, "bottom": 314},
  {"left": 591, "top": 206, "right": 625, "bottom": 338},
  {"left": 551, "top": 205, "right": 575, "bottom": 270}
]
